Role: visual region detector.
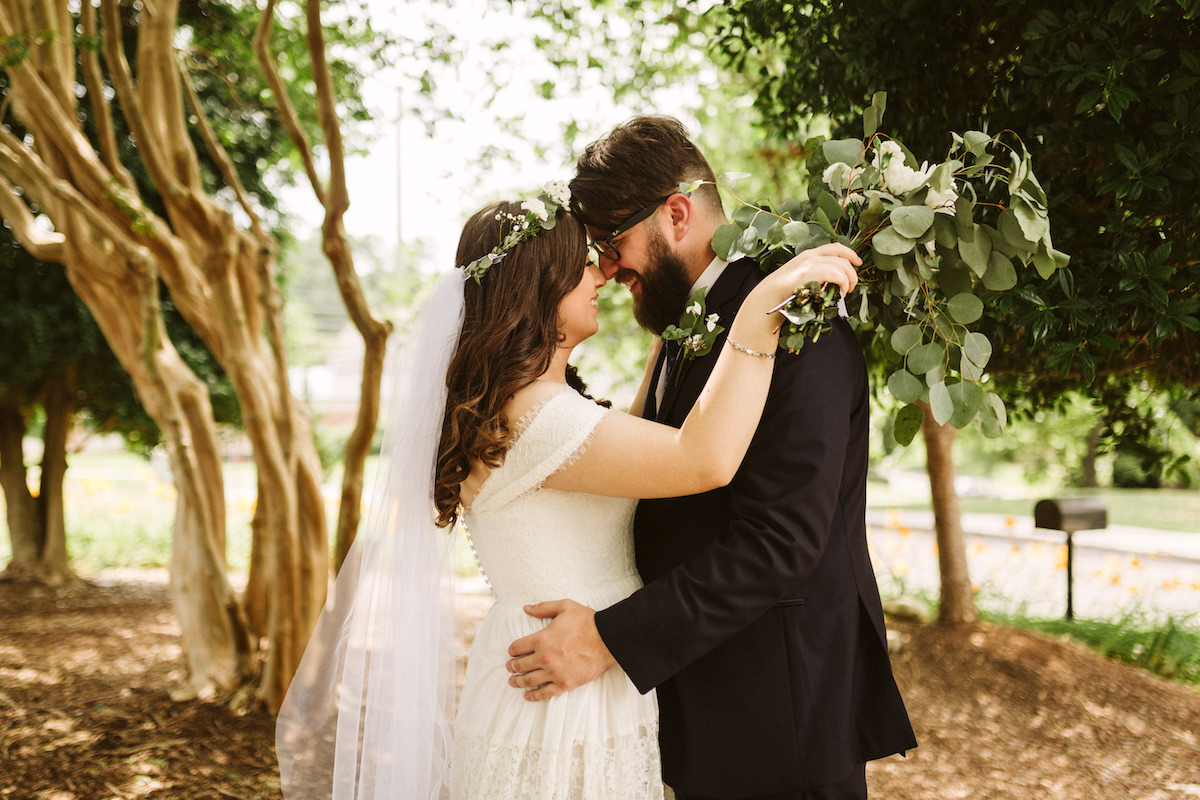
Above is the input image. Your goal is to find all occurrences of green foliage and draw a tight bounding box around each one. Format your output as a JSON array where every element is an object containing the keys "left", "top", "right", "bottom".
[
  {"left": 660, "top": 289, "right": 725, "bottom": 363},
  {"left": 715, "top": 0, "right": 1200, "bottom": 415},
  {"left": 710, "top": 95, "right": 1065, "bottom": 443},
  {"left": 982, "top": 610, "right": 1200, "bottom": 687}
]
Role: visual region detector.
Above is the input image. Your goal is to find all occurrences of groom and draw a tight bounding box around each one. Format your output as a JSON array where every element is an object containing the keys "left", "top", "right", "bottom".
[{"left": 506, "top": 116, "right": 916, "bottom": 799}]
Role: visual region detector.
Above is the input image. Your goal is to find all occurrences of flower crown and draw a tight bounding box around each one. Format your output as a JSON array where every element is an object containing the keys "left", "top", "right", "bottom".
[{"left": 462, "top": 181, "right": 572, "bottom": 283}]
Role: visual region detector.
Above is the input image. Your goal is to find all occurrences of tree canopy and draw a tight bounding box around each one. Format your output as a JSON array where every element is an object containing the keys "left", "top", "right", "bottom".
[{"left": 718, "top": 0, "right": 1200, "bottom": 395}]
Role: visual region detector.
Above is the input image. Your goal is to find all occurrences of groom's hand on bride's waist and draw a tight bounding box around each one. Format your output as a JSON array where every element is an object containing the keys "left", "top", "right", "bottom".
[{"left": 506, "top": 599, "right": 617, "bottom": 701}]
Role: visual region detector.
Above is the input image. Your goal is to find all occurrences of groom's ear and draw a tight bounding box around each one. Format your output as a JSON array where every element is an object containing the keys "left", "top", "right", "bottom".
[{"left": 663, "top": 192, "right": 693, "bottom": 243}]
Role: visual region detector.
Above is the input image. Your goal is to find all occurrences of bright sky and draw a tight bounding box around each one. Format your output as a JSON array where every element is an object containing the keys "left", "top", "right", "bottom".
[{"left": 281, "top": 0, "right": 706, "bottom": 273}]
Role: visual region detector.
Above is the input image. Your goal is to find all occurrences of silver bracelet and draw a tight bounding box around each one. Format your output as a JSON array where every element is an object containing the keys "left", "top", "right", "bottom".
[{"left": 726, "top": 337, "right": 776, "bottom": 360}]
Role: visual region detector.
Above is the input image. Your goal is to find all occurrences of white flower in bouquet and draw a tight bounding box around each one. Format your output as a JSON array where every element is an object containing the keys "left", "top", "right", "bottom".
[
  {"left": 544, "top": 180, "right": 571, "bottom": 207},
  {"left": 822, "top": 162, "right": 865, "bottom": 194},
  {"left": 925, "top": 183, "right": 959, "bottom": 213},
  {"left": 521, "top": 198, "right": 548, "bottom": 221}
]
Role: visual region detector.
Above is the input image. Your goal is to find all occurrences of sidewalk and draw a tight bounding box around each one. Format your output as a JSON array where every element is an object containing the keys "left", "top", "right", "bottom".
[
  {"left": 866, "top": 508, "right": 1200, "bottom": 561},
  {"left": 866, "top": 508, "right": 1200, "bottom": 622}
]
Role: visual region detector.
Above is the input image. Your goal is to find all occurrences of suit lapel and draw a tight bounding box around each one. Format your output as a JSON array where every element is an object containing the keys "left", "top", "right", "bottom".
[{"left": 657, "top": 259, "right": 757, "bottom": 422}]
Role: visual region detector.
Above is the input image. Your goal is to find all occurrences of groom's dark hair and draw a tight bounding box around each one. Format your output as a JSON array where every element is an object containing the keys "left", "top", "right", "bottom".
[{"left": 570, "top": 115, "right": 722, "bottom": 230}]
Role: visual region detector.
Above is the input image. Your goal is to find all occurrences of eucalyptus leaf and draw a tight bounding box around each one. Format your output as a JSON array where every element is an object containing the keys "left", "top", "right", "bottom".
[
  {"left": 963, "top": 331, "right": 992, "bottom": 368},
  {"left": 858, "top": 194, "right": 887, "bottom": 230},
  {"left": 782, "top": 221, "right": 811, "bottom": 247},
  {"left": 822, "top": 138, "right": 866, "bottom": 166},
  {"left": 891, "top": 206, "right": 935, "bottom": 239},
  {"left": 947, "top": 381, "right": 984, "bottom": 428},
  {"left": 890, "top": 324, "right": 922, "bottom": 355},
  {"left": 872, "top": 248, "right": 903, "bottom": 271},
  {"left": 960, "top": 353, "right": 984, "bottom": 382},
  {"left": 936, "top": 261, "right": 975, "bottom": 297},
  {"left": 733, "top": 204, "right": 760, "bottom": 226},
  {"left": 954, "top": 195, "right": 975, "bottom": 241},
  {"left": 980, "top": 393, "right": 1008, "bottom": 438},
  {"left": 981, "top": 252, "right": 1018, "bottom": 291},
  {"left": 1033, "top": 243, "right": 1057, "bottom": 279},
  {"left": 933, "top": 215, "right": 958, "bottom": 248},
  {"left": 958, "top": 225, "right": 992, "bottom": 276},
  {"left": 985, "top": 223, "right": 1019, "bottom": 259},
  {"left": 873, "top": 227, "right": 915, "bottom": 256},
  {"left": 924, "top": 363, "right": 946, "bottom": 387},
  {"left": 998, "top": 209, "right": 1035, "bottom": 250},
  {"left": 929, "top": 381, "right": 953, "bottom": 425},
  {"left": 887, "top": 369, "right": 924, "bottom": 403},
  {"left": 907, "top": 342, "right": 945, "bottom": 375},
  {"left": 1011, "top": 194, "right": 1049, "bottom": 243},
  {"left": 712, "top": 224, "right": 740, "bottom": 261},
  {"left": 893, "top": 403, "right": 924, "bottom": 446},
  {"left": 913, "top": 246, "right": 935, "bottom": 280},
  {"left": 947, "top": 292, "right": 984, "bottom": 324},
  {"left": 818, "top": 191, "right": 844, "bottom": 222},
  {"left": 766, "top": 222, "right": 784, "bottom": 246},
  {"left": 864, "top": 106, "right": 880, "bottom": 139},
  {"left": 963, "top": 130, "right": 991, "bottom": 157},
  {"left": 815, "top": 207, "right": 837, "bottom": 236}
]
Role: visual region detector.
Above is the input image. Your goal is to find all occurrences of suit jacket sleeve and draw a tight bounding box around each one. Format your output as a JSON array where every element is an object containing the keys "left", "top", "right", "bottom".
[{"left": 594, "top": 321, "right": 865, "bottom": 694}]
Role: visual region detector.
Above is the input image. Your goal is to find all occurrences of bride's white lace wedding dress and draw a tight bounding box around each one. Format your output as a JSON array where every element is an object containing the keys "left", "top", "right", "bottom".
[{"left": 451, "top": 388, "right": 665, "bottom": 800}]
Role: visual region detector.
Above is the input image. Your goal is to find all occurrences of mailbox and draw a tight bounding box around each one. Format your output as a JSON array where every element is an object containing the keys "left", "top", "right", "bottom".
[
  {"left": 1033, "top": 496, "right": 1108, "bottom": 621},
  {"left": 1034, "top": 497, "right": 1108, "bottom": 533}
]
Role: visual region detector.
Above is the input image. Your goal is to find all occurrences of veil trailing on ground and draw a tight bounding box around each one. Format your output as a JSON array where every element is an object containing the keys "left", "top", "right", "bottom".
[{"left": 276, "top": 269, "right": 467, "bottom": 800}]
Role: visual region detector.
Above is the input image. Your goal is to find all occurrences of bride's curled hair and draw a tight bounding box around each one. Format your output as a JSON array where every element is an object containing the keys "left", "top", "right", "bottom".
[{"left": 435, "top": 201, "right": 605, "bottom": 528}]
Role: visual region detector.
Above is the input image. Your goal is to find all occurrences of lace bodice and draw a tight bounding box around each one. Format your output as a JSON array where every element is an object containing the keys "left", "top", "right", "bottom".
[{"left": 464, "top": 389, "right": 638, "bottom": 605}]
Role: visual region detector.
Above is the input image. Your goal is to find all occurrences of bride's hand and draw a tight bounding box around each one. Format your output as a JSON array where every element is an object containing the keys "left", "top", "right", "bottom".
[{"left": 765, "top": 243, "right": 862, "bottom": 299}]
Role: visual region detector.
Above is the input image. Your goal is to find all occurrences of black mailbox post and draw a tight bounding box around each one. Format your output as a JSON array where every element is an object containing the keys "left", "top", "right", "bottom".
[{"left": 1034, "top": 497, "right": 1108, "bottom": 620}]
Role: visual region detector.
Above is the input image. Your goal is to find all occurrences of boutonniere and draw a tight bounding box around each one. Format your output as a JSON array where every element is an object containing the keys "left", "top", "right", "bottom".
[{"left": 661, "top": 289, "right": 725, "bottom": 374}]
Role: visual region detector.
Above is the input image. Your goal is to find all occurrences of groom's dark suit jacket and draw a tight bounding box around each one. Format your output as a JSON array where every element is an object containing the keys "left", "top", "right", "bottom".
[{"left": 595, "top": 257, "right": 917, "bottom": 797}]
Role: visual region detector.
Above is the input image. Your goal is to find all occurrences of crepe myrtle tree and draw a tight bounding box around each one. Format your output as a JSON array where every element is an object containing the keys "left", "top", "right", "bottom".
[{"left": 0, "top": 0, "right": 390, "bottom": 711}]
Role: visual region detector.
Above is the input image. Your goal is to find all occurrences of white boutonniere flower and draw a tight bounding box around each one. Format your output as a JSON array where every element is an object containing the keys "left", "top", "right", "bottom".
[{"left": 660, "top": 290, "right": 725, "bottom": 383}]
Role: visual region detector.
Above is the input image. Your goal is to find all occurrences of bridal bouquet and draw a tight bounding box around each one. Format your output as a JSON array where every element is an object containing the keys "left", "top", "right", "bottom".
[{"left": 702, "top": 93, "right": 1068, "bottom": 444}]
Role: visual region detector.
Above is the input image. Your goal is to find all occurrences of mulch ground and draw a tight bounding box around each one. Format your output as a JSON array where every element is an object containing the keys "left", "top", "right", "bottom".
[{"left": 1, "top": 573, "right": 1198, "bottom": 800}]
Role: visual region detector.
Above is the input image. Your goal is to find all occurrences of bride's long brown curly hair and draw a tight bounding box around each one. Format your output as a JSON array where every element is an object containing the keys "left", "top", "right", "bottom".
[{"left": 434, "top": 201, "right": 605, "bottom": 528}]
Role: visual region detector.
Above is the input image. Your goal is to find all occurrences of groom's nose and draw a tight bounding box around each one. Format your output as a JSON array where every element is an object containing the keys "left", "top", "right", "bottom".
[{"left": 597, "top": 257, "right": 620, "bottom": 281}]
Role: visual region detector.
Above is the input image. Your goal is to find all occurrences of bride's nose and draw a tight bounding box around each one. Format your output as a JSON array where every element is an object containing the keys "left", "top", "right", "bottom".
[{"left": 588, "top": 261, "right": 607, "bottom": 287}]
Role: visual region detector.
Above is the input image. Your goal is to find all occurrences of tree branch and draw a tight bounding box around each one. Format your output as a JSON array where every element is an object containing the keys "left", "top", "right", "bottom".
[
  {"left": 0, "top": 175, "right": 65, "bottom": 262},
  {"left": 98, "top": 0, "right": 179, "bottom": 203},
  {"left": 253, "top": 0, "right": 326, "bottom": 205},
  {"left": 80, "top": 0, "right": 137, "bottom": 193},
  {"left": 134, "top": 0, "right": 205, "bottom": 193},
  {"left": 178, "top": 58, "right": 268, "bottom": 241}
]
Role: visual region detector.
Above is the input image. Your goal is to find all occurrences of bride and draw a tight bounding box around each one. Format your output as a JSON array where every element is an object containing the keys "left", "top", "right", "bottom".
[{"left": 276, "top": 185, "right": 860, "bottom": 800}]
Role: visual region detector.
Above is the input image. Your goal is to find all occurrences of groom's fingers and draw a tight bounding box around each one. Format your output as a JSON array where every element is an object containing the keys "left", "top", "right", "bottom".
[
  {"left": 523, "top": 600, "right": 568, "bottom": 619},
  {"left": 524, "top": 682, "right": 566, "bottom": 702}
]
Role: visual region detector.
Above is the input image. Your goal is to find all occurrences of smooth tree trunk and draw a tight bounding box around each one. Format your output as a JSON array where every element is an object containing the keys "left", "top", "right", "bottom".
[
  {"left": 921, "top": 404, "right": 978, "bottom": 624},
  {"left": 1081, "top": 422, "right": 1103, "bottom": 488},
  {"left": 0, "top": 0, "right": 377, "bottom": 711},
  {"left": 0, "top": 377, "right": 74, "bottom": 586}
]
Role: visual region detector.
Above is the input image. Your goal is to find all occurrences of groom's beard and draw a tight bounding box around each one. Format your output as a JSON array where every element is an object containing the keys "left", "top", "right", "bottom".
[{"left": 627, "top": 230, "right": 693, "bottom": 334}]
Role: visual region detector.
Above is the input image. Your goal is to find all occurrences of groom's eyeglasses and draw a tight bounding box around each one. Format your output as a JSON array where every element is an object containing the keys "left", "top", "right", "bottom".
[{"left": 589, "top": 194, "right": 679, "bottom": 263}]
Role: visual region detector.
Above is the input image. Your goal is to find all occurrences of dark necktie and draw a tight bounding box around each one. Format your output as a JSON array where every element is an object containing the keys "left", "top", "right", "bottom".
[{"left": 663, "top": 340, "right": 682, "bottom": 382}]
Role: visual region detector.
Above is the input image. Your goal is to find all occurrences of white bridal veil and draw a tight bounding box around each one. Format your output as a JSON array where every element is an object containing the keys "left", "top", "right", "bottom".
[{"left": 276, "top": 269, "right": 467, "bottom": 800}]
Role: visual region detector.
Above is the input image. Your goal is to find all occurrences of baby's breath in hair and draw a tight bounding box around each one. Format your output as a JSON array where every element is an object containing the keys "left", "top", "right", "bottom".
[{"left": 463, "top": 183, "right": 571, "bottom": 283}]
